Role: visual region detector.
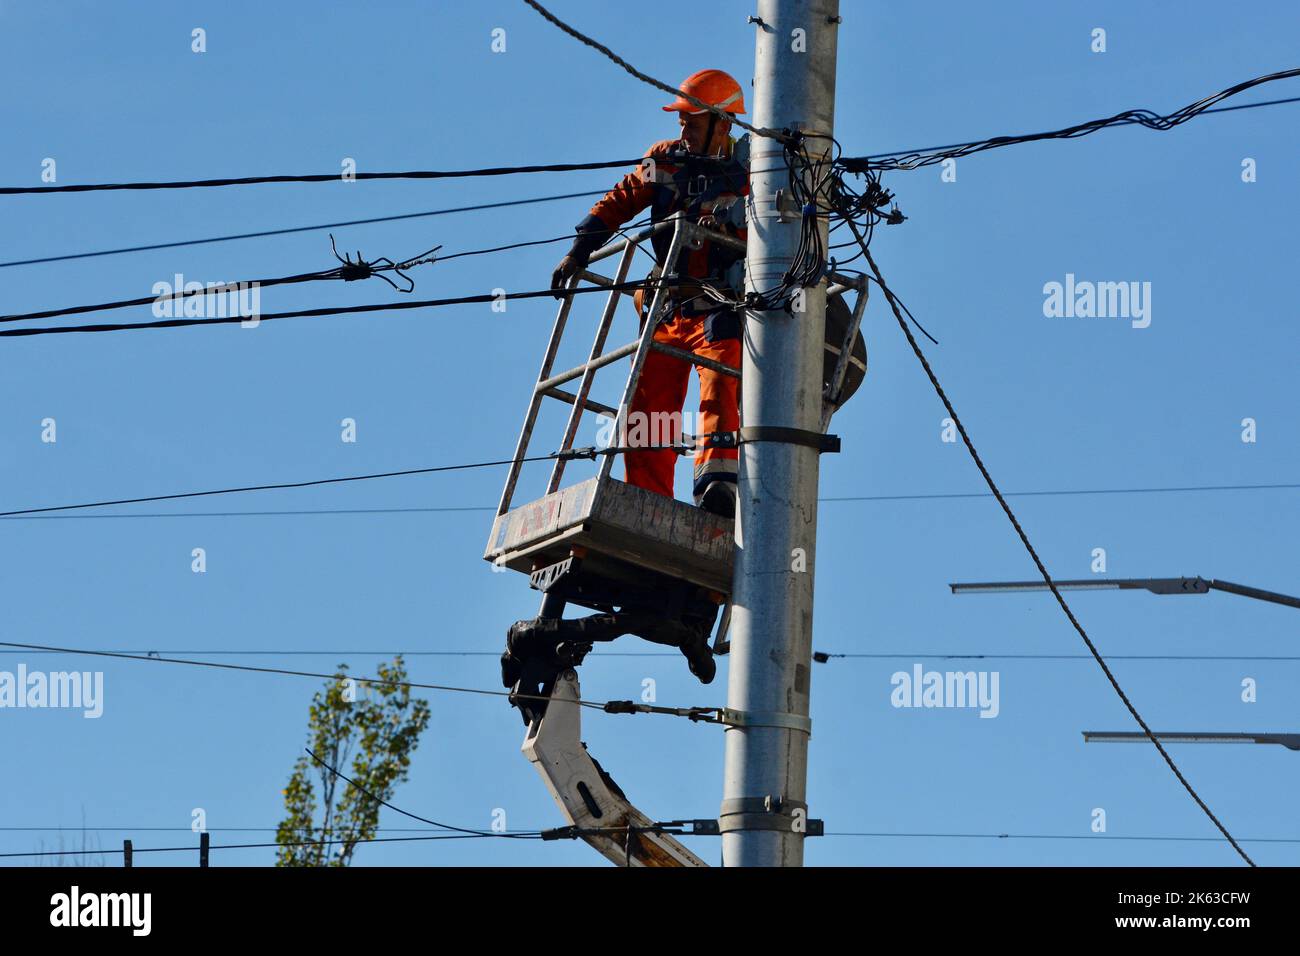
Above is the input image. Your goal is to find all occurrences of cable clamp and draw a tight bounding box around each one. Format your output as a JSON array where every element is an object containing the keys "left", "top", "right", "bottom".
[
  {"left": 707, "top": 427, "right": 840, "bottom": 454},
  {"left": 556, "top": 446, "right": 598, "bottom": 461},
  {"left": 540, "top": 826, "right": 579, "bottom": 841},
  {"left": 603, "top": 700, "right": 725, "bottom": 723},
  {"left": 717, "top": 796, "right": 823, "bottom": 835},
  {"left": 719, "top": 708, "right": 812, "bottom": 734}
]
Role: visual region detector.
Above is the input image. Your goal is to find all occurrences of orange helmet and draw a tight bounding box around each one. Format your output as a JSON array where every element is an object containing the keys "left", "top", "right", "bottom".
[{"left": 662, "top": 69, "right": 746, "bottom": 115}]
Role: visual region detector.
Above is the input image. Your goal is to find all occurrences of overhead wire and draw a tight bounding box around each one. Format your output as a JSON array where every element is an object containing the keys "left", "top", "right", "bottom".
[
  {"left": 4, "top": 33, "right": 1293, "bottom": 871},
  {"left": 0, "top": 189, "right": 611, "bottom": 270},
  {"left": 0, "top": 441, "right": 684, "bottom": 518},
  {"left": 825, "top": 831, "right": 1300, "bottom": 845},
  {"left": 2, "top": 829, "right": 1296, "bottom": 858},
  {"left": 854, "top": 233, "right": 1255, "bottom": 867},
  {"left": 1, "top": 74, "right": 1292, "bottom": 202},
  {"left": 846, "top": 67, "right": 1300, "bottom": 172},
  {"left": 0, "top": 639, "right": 530, "bottom": 701},
  {"left": 0, "top": 217, "right": 652, "bottom": 325},
  {"left": 304, "top": 749, "right": 542, "bottom": 840},
  {"left": 520, "top": 0, "right": 790, "bottom": 143},
  {"left": 0, "top": 276, "right": 671, "bottom": 338},
  {"left": 2, "top": 73, "right": 1293, "bottom": 276},
  {"left": 0, "top": 157, "right": 648, "bottom": 195},
  {"left": 0, "top": 168, "right": 748, "bottom": 273},
  {"left": 0, "top": 833, "right": 511, "bottom": 860},
  {"left": 857, "top": 94, "right": 1300, "bottom": 165},
  {"left": 0, "top": 235, "right": 442, "bottom": 325},
  {"left": 2, "top": 478, "right": 1298, "bottom": 522},
  {"left": 4, "top": 647, "right": 1293, "bottom": 662},
  {"left": 0, "top": 638, "right": 718, "bottom": 720}
]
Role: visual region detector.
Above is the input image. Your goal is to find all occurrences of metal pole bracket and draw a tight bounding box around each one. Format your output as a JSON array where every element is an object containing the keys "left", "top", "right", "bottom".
[
  {"left": 708, "top": 426, "right": 840, "bottom": 453},
  {"left": 718, "top": 796, "right": 823, "bottom": 835},
  {"left": 720, "top": 708, "right": 812, "bottom": 734}
]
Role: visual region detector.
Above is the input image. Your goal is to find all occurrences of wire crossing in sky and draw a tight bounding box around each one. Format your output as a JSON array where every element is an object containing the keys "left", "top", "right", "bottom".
[
  {"left": 856, "top": 232, "right": 1256, "bottom": 867},
  {"left": 846, "top": 68, "right": 1300, "bottom": 171},
  {"left": 0, "top": 218, "right": 652, "bottom": 325},
  {"left": 0, "top": 278, "right": 667, "bottom": 338}
]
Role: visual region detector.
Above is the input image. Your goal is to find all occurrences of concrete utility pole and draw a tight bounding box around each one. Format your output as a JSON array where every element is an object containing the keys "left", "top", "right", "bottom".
[{"left": 721, "top": 0, "right": 840, "bottom": 866}]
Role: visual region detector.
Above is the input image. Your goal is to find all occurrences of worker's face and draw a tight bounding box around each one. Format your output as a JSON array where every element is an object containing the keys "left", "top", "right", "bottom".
[{"left": 678, "top": 111, "right": 730, "bottom": 155}]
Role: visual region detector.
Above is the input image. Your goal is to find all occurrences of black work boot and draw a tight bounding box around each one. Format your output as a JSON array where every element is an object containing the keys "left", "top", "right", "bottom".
[
  {"left": 681, "top": 634, "right": 717, "bottom": 684},
  {"left": 698, "top": 480, "right": 737, "bottom": 519}
]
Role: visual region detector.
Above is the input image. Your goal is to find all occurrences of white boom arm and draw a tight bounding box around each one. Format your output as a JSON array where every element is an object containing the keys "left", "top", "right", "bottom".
[{"left": 523, "top": 669, "right": 709, "bottom": 867}]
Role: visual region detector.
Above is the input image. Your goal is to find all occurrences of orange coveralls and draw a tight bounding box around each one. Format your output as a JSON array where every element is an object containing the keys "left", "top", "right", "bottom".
[{"left": 582, "top": 138, "right": 749, "bottom": 502}]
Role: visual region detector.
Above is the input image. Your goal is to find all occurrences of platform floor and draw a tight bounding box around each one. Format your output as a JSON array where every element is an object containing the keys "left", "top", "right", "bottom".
[{"left": 485, "top": 477, "right": 735, "bottom": 595}]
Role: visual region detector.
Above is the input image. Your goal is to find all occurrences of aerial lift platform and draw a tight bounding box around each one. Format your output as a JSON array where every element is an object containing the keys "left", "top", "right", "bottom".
[{"left": 485, "top": 211, "right": 866, "bottom": 866}]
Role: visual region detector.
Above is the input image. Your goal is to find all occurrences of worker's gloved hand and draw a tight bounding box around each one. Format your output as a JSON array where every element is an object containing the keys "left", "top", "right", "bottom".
[
  {"left": 550, "top": 254, "right": 589, "bottom": 298},
  {"left": 552, "top": 215, "right": 613, "bottom": 299}
]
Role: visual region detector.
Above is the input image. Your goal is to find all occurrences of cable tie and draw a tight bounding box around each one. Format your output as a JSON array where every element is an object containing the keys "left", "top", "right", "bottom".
[
  {"left": 687, "top": 707, "right": 724, "bottom": 723},
  {"left": 339, "top": 262, "right": 373, "bottom": 282},
  {"left": 540, "top": 826, "right": 579, "bottom": 841}
]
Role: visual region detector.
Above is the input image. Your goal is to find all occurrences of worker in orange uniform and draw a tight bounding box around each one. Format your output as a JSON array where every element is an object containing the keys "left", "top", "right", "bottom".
[{"left": 551, "top": 69, "right": 749, "bottom": 518}]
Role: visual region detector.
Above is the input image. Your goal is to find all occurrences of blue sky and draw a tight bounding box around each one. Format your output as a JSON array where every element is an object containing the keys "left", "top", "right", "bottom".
[{"left": 2, "top": 0, "right": 1298, "bottom": 867}]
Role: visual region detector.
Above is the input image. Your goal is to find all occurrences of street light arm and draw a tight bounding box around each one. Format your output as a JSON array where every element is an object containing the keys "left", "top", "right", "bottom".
[
  {"left": 951, "top": 576, "right": 1300, "bottom": 609},
  {"left": 1208, "top": 579, "right": 1300, "bottom": 611},
  {"left": 1083, "top": 731, "right": 1300, "bottom": 750},
  {"left": 949, "top": 577, "right": 1207, "bottom": 595}
]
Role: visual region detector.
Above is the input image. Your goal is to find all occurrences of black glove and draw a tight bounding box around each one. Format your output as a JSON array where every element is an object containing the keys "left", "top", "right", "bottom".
[
  {"left": 550, "top": 252, "right": 590, "bottom": 297},
  {"left": 551, "top": 215, "right": 613, "bottom": 298}
]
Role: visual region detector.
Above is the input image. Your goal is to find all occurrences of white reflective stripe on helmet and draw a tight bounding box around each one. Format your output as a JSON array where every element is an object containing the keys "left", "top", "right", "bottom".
[
  {"left": 688, "top": 89, "right": 743, "bottom": 114},
  {"left": 713, "top": 90, "right": 742, "bottom": 112}
]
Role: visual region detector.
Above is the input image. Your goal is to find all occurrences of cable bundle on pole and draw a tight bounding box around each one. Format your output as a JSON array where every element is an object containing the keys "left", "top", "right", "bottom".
[{"left": 846, "top": 67, "right": 1300, "bottom": 172}]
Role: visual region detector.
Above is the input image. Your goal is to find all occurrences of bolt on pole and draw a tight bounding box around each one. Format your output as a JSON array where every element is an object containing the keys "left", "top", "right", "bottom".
[{"left": 722, "top": 0, "right": 840, "bottom": 867}]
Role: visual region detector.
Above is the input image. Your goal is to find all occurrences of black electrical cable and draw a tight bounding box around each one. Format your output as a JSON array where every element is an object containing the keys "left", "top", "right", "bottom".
[
  {"left": 857, "top": 238, "right": 1255, "bottom": 868},
  {"left": 0, "top": 277, "right": 668, "bottom": 338},
  {"left": 4, "top": 478, "right": 1299, "bottom": 522},
  {"left": 0, "top": 158, "right": 648, "bottom": 196},
  {"left": 521, "top": 0, "right": 789, "bottom": 144},
  {"left": 6, "top": 647, "right": 1291, "bottom": 662},
  {"left": 0, "top": 455, "right": 555, "bottom": 517},
  {"left": 0, "top": 639, "right": 538, "bottom": 701},
  {"left": 0, "top": 218, "right": 653, "bottom": 326},
  {"left": 11, "top": 64, "right": 1279, "bottom": 195},
  {"left": 0, "top": 440, "right": 687, "bottom": 518},
  {"left": 0, "top": 237, "right": 441, "bottom": 325},
  {"left": 0, "top": 826, "right": 548, "bottom": 833},
  {"left": 741, "top": 137, "right": 837, "bottom": 312},
  {"left": 0, "top": 270, "right": 331, "bottom": 324},
  {"left": 3, "top": 827, "right": 1295, "bottom": 860},
  {"left": 0, "top": 833, "right": 506, "bottom": 860},
  {"left": 854, "top": 92, "right": 1300, "bottom": 164},
  {"left": 304, "top": 749, "right": 542, "bottom": 840},
  {"left": 825, "top": 831, "right": 1300, "bottom": 845},
  {"left": 0, "top": 638, "right": 719, "bottom": 724},
  {"left": 437, "top": 215, "right": 656, "bottom": 266},
  {"left": 0, "top": 189, "right": 612, "bottom": 270},
  {"left": 847, "top": 68, "right": 1300, "bottom": 172}
]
